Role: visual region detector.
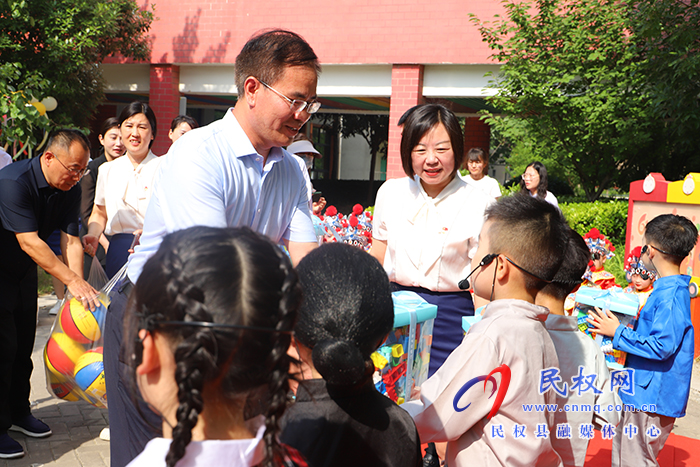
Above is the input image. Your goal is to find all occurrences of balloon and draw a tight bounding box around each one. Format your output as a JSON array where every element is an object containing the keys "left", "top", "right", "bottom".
[
  {"left": 31, "top": 101, "right": 47, "bottom": 116},
  {"left": 41, "top": 96, "right": 58, "bottom": 112}
]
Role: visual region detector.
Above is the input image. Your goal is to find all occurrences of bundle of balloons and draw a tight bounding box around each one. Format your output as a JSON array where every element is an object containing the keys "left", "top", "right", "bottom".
[
  {"left": 44, "top": 295, "right": 109, "bottom": 408},
  {"left": 316, "top": 204, "right": 373, "bottom": 251}
]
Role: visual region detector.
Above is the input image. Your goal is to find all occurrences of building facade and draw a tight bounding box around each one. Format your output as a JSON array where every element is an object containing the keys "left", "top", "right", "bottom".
[{"left": 99, "top": 0, "right": 504, "bottom": 180}]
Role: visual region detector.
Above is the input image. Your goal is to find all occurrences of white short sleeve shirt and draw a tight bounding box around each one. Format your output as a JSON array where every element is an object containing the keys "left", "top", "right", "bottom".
[
  {"left": 530, "top": 190, "right": 559, "bottom": 208},
  {"left": 459, "top": 173, "right": 501, "bottom": 199},
  {"left": 127, "top": 416, "right": 266, "bottom": 466},
  {"left": 94, "top": 151, "right": 161, "bottom": 235},
  {"left": 373, "top": 175, "right": 494, "bottom": 292}
]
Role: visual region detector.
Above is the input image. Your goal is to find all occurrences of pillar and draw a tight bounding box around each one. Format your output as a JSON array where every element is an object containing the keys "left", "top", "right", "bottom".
[
  {"left": 149, "top": 64, "right": 181, "bottom": 156},
  {"left": 386, "top": 64, "right": 424, "bottom": 180},
  {"left": 464, "top": 117, "right": 491, "bottom": 155}
]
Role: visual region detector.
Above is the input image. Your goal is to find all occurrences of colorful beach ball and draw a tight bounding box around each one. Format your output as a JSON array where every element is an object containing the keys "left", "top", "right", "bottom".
[
  {"left": 60, "top": 298, "right": 107, "bottom": 344},
  {"left": 45, "top": 333, "right": 85, "bottom": 376},
  {"left": 74, "top": 347, "right": 106, "bottom": 403},
  {"left": 46, "top": 370, "right": 80, "bottom": 402}
]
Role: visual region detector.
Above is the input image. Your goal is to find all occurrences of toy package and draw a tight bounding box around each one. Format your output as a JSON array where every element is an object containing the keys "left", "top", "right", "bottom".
[
  {"left": 316, "top": 204, "right": 373, "bottom": 251},
  {"left": 372, "top": 291, "right": 437, "bottom": 404},
  {"left": 564, "top": 228, "right": 617, "bottom": 316},
  {"left": 575, "top": 287, "right": 639, "bottom": 370},
  {"left": 461, "top": 305, "right": 486, "bottom": 333},
  {"left": 43, "top": 261, "right": 126, "bottom": 408}
]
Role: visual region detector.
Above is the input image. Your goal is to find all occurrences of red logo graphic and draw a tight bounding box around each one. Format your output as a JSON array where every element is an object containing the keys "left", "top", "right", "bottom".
[{"left": 453, "top": 364, "right": 511, "bottom": 419}]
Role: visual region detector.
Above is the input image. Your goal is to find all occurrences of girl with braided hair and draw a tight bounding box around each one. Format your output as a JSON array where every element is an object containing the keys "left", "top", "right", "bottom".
[
  {"left": 280, "top": 243, "right": 422, "bottom": 467},
  {"left": 124, "top": 226, "right": 306, "bottom": 467}
]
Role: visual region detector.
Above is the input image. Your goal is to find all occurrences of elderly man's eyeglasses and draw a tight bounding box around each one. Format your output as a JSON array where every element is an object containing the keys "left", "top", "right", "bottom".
[
  {"left": 259, "top": 80, "right": 321, "bottom": 115},
  {"left": 54, "top": 154, "right": 89, "bottom": 179}
]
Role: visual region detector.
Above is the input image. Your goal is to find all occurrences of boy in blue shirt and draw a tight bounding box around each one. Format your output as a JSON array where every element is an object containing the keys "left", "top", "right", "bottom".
[{"left": 589, "top": 214, "right": 698, "bottom": 466}]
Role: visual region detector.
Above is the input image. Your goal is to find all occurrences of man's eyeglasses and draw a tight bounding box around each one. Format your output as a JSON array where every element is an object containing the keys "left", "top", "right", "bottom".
[
  {"left": 259, "top": 80, "right": 321, "bottom": 115},
  {"left": 54, "top": 154, "right": 89, "bottom": 179}
]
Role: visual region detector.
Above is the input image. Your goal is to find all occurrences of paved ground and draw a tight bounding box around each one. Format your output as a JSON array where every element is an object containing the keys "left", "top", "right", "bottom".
[
  {"left": 3, "top": 295, "right": 109, "bottom": 467},
  {"left": 4, "top": 294, "right": 700, "bottom": 466}
]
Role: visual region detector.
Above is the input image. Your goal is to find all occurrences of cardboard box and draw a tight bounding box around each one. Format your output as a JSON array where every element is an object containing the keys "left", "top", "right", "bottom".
[
  {"left": 574, "top": 287, "right": 640, "bottom": 370},
  {"left": 372, "top": 291, "right": 437, "bottom": 404}
]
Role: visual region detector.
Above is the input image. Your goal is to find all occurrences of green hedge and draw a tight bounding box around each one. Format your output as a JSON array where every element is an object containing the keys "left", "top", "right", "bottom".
[
  {"left": 560, "top": 200, "right": 628, "bottom": 247},
  {"left": 560, "top": 200, "right": 629, "bottom": 285}
]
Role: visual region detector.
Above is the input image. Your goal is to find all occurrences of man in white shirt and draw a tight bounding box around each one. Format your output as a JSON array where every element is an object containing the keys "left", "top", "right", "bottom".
[
  {"left": 0, "top": 147, "right": 12, "bottom": 171},
  {"left": 104, "top": 29, "right": 322, "bottom": 467}
]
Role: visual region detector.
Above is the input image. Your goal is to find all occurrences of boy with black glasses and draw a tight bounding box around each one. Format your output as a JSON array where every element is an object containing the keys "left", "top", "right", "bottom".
[{"left": 589, "top": 214, "right": 698, "bottom": 466}]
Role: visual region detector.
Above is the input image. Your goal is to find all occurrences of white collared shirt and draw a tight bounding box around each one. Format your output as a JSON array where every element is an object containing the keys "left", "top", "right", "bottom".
[
  {"left": 127, "top": 109, "right": 315, "bottom": 282},
  {"left": 94, "top": 151, "right": 161, "bottom": 235},
  {"left": 373, "top": 175, "right": 493, "bottom": 291},
  {"left": 402, "top": 299, "right": 563, "bottom": 467},
  {"left": 531, "top": 190, "right": 559, "bottom": 208},
  {"left": 127, "top": 416, "right": 266, "bottom": 466},
  {"left": 459, "top": 173, "right": 501, "bottom": 199},
  {"left": 544, "top": 314, "right": 621, "bottom": 467}
]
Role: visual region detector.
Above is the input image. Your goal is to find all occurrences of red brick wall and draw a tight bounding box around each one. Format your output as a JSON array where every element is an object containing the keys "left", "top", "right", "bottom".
[
  {"left": 386, "top": 65, "right": 424, "bottom": 180},
  {"left": 464, "top": 117, "right": 490, "bottom": 158},
  {"left": 106, "top": 1, "right": 504, "bottom": 65},
  {"left": 149, "top": 65, "right": 180, "bottom": 155}
]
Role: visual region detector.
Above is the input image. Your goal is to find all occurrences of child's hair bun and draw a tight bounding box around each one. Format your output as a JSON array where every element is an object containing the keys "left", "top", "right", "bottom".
[{"left": 312, "top": 338, "right": 366, "bottom": 386}]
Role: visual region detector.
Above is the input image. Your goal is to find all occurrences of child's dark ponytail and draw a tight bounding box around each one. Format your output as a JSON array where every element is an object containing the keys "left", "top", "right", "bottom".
[{"left": 294, "top": 243, "right": 394, "bottom": 387}]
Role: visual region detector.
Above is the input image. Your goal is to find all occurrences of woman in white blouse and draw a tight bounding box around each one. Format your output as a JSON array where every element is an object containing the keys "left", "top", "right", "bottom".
[
  {"left": 460, "top": 147, "right": 501, "bottom": 199},
  {"left": 371, "top": 104, "right": 493, "bottom": 376},
  {"left": 521, "top": 161, "right": 558, "bottom": 207},
  {"left": 82, "top": 102, "right": 162, "bottom": 278}
]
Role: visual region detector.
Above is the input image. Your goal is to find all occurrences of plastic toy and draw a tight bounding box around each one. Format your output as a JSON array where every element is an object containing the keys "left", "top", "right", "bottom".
[{"left": 371, "top": 291, "right": 436, "bottom": 404}]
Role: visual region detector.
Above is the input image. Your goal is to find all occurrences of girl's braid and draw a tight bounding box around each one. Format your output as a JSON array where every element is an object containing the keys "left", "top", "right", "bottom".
[
  {"left": 161, "top": 248, "right": 219, "bottom": 467},
  {"left": 262, "top": 247, "right": 301, "bottom": 467}
]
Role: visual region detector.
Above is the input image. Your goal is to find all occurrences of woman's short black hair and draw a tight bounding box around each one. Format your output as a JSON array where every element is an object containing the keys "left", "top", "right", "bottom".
[
  {"left": 520, "top": 161, "right": 549, "bottom": 199},
  {"left": 295, "top": 243, "right": 394, "bottom": 387},
  {"left": 400, "top": 104, "right": 464, "bottom": 179},
  {"left": 170, "top": 115, "right": 198, "bottom": 131},
  {"left": 99, "top": 117, "right": 120, "bottom": 138},
  {"left": 466, "top": 147, "right": 489, "bottom": 174},
  {"left": 118, "top": 101, "right": 158, "bottom": 149}
]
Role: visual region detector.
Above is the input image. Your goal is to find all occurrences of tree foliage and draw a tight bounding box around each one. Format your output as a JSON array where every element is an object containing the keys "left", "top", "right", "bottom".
[
  {"left": 0, "top": 63, "right": 53, "bottom": 157},
  {"left": 629, "top": 0, "right": 700, "bottom": 178},
  {"left": 471, "top": 0, "right": 700, "bottom": 201},
  {"left": 0, "top": 0, "right": 153, "bottom": 153}
]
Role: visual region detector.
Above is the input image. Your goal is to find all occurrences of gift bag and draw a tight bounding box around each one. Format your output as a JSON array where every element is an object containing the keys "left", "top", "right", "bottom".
[
  {"left": 43, "top": 263, "right": 127, "bottom": 408},
  {"left": 87, "top": 255, "right": 109, "bottom": 291}
]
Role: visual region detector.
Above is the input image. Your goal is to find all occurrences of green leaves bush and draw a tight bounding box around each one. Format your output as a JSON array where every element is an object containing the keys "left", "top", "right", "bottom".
[
  {"left": 560, "top": 200, "right": 628, "bottom": 247},
  {"left": 561, "top": 200, "right": 629, "bottom": 285}
]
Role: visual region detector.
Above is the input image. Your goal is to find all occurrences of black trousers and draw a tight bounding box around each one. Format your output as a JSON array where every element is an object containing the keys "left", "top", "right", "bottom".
[
  {"left": 104, "top": 277, "right": 162, "bottom": 467},
  {"left": 0, "top": 265, "right": 38, "bottom": 433}
]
